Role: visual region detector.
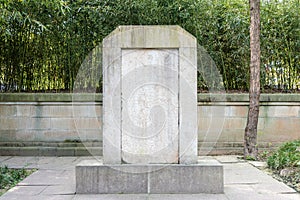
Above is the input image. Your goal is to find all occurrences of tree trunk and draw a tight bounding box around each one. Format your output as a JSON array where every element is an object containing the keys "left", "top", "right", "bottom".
[{"left": 244, "top": 0, "right": 261, "bottom": 159}]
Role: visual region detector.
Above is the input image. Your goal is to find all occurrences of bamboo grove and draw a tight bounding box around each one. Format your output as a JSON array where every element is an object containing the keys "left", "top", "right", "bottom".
[{"left": 0, "top": 0, "right": 299, "bottom": 92}]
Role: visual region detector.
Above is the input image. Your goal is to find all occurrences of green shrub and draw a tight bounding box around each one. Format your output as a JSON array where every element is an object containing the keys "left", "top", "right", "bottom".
[
  {"left": 0, "top": 0, "right": 299, "bottom": 92},
  {"left": 0, "top": 166, "right": 35, "bottom": 195},
  {"left": 267, "top": 140, "right": 300, "bottom": 170}
]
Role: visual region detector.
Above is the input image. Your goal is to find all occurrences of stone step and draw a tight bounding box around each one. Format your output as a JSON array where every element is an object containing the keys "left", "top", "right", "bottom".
[
  {"left": 0, "top": 141, "right": 102, "bottom": 147},
  {"left": 0, "top": 142, "right": 277, "bottom": 156},
  {"left": 0, "top": 146, "right": 102, "bottom": 156}
]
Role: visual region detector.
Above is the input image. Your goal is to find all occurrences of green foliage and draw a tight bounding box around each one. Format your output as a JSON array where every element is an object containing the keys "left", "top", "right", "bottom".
[
  {"left": 267, "top": 140, "right": 300, "bottom": 170},
  {"left": 259, "top": 150, "right": 270, "bottom": 160},
  {"left": 245, "top": 155, "right": 256, "bottom": 161},
  {"left": 260, "top": 0, "right": 300, "bottom": 92},
  {"left": 0, "top": 166, "right": 35, "bottom": 195},
  {"left": 0, "top": 0, "right": 299, "bottom": 92}
]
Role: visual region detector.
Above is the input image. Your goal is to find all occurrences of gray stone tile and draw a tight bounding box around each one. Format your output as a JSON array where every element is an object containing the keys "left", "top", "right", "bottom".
[
  {"left": 73, "top": 194, "right": 228, "bottom": 200},
  {"left": 0, "top": 156, "right": 36, "bottom": 168},
  {"left": 224, "top": 184, "right": 264, "bottom": 200},
  {"left": 225, "top": 184, "right": 299, "bottom": 200},
  {"left": 74, "top": 194, "right": 148, "bottom": 200},
  {"left": 66, "top": 194, "right": 228, "bottom": 200},
  {"left": 148, "top": 194, "right": 228, "bottom": 200},
  {"left": 223, "top": 163, "right": 272, "bottom": 184},
  {"left": 20, "top": 157, "right": 77, "bottom": 170},
  {"left": 274, "top": 193, "right": 300, "bottom": 200},
  {"left": 251, "top": 181, "right": 297, "bottom": 194},
  {"left": 18, "top": 170, "right": 73, "bottom": 186},
  {"left": 2, "top": 185, "right": 47, "bottom": 196},
  {"left": 0, "top": 156, "right": 299, "bottom": 200},
  {"left": 0, "top": 156, "right": 12, "bottom": 163},
  {"left": 0, "top": 194, "right": 75, "bottom": 200},
  {"left": 73, "top": 156, "right": 101, "bottom": 164},
  {"left": 41, "top": 185, "right": 75, "bottom": 195},
  {"left": 14, "top": 157, "right": 55, "bottom": 169},
  {"left": 0, "top": 156, "right": 77, "bottom": 170},
  {"left": 215, "top": 156, "right": 243, "bottom": 163},
  {"left": 198, "top": 156, "right": 215, "bottom": 160},
  {"left": 226, "top": 191, "right": 299, "bottom": 200},
  {"left": 248, "top": 161, "right": 267, "bottom": 168},
  {"left": 60, "top": 169, "right": 76, "bottom": 180}
]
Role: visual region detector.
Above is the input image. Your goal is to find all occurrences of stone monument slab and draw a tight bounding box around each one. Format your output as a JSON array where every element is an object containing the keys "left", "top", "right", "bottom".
[
  {"left": 103, "top": 25, "right": 197, "bottom": 164},
  {"left": 76, "top": 25, "right": 224, "bottom": 194}
]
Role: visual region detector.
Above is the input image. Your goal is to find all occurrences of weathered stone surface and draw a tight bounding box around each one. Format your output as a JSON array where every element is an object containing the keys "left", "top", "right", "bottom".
[
  {"left": 76, "top": 160, "right": 223, "bottom": 194},
  {"left": 149, "top": 162, "right": 223, "bottom": 194},
  {"left": 0, "top": 93, "right": 102, "bottom": 102},
  {"left": 0, "top": 102, "right": 299, "bottom": 156},
  {"left": 103, "top": 25, "right": 197, "bottom": 164},
  {"left": 76, "top": 160, "right": 148, "bottom": 194},
  {"left": 2, "top": 156, "right": 299, "bottom": 199},
  {"left": 121, "top": 49, "right": 179, "bottom": 164}
]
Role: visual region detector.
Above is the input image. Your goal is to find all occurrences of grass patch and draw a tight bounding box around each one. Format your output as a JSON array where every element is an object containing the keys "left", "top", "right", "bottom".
[
  {"left": 0, "top": 166, "right": 36, "bottom": 196},
  {"left": 266, "top": 140, "right": 300, "bottom": 192},
  {"left": 267, "top": 140, "right": 300, "bottom": 170}
]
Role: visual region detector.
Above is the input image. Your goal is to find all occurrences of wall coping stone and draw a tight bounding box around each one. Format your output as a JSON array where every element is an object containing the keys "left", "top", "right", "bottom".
[{"left": 0, "top": 93, "right": 299, "bottom": 102}]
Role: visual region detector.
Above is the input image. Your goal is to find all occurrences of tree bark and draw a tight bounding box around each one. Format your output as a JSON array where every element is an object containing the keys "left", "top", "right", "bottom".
[{"left": 244, "top": 0, "right": 261, "bottom": 159}]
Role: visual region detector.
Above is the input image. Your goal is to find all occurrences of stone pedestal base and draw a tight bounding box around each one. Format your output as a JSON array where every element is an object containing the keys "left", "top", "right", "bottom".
[{"left": 76, "top": 159, "right": 223, "bottom": 194}]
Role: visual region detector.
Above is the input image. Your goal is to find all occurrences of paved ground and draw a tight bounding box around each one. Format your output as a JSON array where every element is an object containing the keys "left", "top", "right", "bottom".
[{"left": 0, "top": 156, "right": 299, "bottom": 200}]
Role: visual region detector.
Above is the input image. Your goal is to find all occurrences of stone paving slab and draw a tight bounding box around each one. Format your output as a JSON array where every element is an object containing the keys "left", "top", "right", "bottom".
[
  {"left": 224, "top": 184, "right": 299, "bottom": 200},
  {"left": 224, "top": 163, "right": 279, "bottom": 184},
  {"left": 17, "top": 169, "right": 74, "bottom": 187},
  {"left": 31, "top": 157, "right": 77, "bottom": 170},
  {"left": 41, "top": 185, "right": 75, "bottom": 195},
  {"left": 0, "top": 157, "right": 37, "bottom": 168},
  {"left": 0, "top": 194, "right": 75, "bottom": 200},
  {"left": 0, "top": 156, "right": 299, "bottom": 200},
  {"left": 73, "top": 194, "right": 228, "bottom": 200},
  {"left": 215, "top": 155, "right": 244, "bottom": 163},
  {"left": 248, "top": 161, "right": 268, "bottom": 168},
  {"left": 0, "top": 156, "right": 97, "bottom": 170},
  {"left": 0, "top": 156, "right": 11, "bottom": 163}
]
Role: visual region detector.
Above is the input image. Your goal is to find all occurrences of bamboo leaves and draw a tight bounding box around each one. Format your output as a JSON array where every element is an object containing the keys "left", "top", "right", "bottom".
[{"left": 0, "top": 0, "right": 299, "bottom": 92}]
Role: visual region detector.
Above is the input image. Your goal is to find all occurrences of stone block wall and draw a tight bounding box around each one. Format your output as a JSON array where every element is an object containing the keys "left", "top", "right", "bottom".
[
  {"left": 0, "top": 93, "right": 299, "bottom": 156},
  {"left": 0, "top": 103, "right": 101, "bottom": 142}
]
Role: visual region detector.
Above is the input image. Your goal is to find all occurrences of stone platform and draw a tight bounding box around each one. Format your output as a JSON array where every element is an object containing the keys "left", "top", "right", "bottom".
[{"left": 76, "top": 159, "right": 223, "bottom": 194}]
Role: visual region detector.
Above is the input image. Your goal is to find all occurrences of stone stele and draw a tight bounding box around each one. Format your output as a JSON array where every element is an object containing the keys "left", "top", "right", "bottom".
[{"left": 76, "top": 25, "right": 223, "bottom": 194}]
